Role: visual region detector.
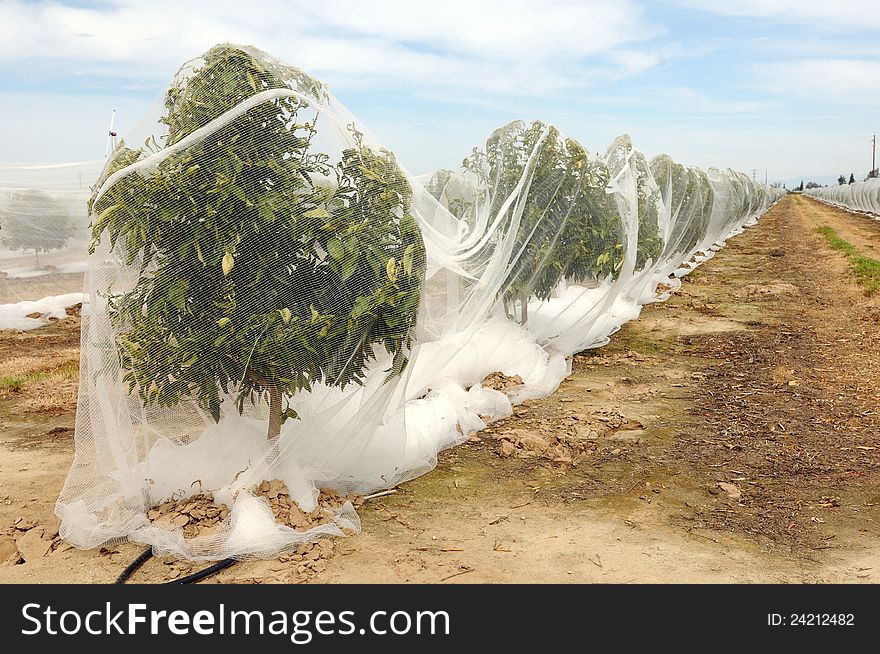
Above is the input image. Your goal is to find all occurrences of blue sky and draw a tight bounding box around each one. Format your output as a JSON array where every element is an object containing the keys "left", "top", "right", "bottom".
[{"left": 0, "top": 0, "right": 878, "bottom": 185}]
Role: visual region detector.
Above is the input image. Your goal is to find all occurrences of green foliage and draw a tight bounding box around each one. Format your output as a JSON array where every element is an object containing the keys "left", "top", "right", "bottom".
[
  {"left": 0, "top": 376, "right": 23, "bottom": 393},
  {"left": 463, "top": 120, "right": 623, "bottom": 317},
  {"left": 650, "top": 155, "right": 713, "bottom": 256},
  {"left": 0, "top": 189, "right": 74, "bottom": 264},
  {"left": 89, "top": 45, "right": 425, "bottom": 436},
  {"left": 605, "top": 135, "right": 663, "bottom": 270},
  {"left": 817, "top": 226, "right": 880, "bottom": 295},
  {"left": 423, "top": 169, "right": 481, "bottom": 222}
]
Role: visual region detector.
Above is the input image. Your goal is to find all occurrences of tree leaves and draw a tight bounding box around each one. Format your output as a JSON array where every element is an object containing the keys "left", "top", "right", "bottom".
[
  {"left": 462, "top": 120, "right": 624, "bottom": 317},
  {"left": 87, "top": 45, "right": 426, "bottom": 434}
]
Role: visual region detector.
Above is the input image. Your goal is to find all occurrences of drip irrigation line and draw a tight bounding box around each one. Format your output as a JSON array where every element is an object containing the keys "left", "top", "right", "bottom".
[
  {"left": 114, "top": 548, "right": 237, "bottom": 584},
  {"left": 165, "top": 558, "right": 237, "bottom": 584},
  {"left": 114, "top": 548, "right": 153, "bottom": 584}
]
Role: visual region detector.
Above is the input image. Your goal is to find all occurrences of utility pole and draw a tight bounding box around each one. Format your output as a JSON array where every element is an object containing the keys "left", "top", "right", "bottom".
[
  {"left": 765, "top": 169, "right": 768, "bottom": 185},
  {"left": 752, "top": 168, "right": 757, "bottom": 181},
  {"left": 873, "top": 133, "right": 876, "bottom": 177}
]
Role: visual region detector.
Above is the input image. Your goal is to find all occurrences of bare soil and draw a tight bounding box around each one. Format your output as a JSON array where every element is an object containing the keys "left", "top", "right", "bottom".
[{"left": 1, "top": 194, "right": 878, "bottom": 583}]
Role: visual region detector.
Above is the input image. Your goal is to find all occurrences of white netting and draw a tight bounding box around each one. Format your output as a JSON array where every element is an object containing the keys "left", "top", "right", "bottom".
[
  {"left": 46, "top": 44, "right": 785, "bottom": 560},
  {"left": 0, "top": 161, "right": 101, "bottom": 307},
  {"left": 804, "top": 178, "right": 880, "bottom": 216}
]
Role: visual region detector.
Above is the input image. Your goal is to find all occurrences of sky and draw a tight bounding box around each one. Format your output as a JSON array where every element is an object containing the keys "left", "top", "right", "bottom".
[{"left": 0, "top": 0, "right": 877, "bottom": 186}]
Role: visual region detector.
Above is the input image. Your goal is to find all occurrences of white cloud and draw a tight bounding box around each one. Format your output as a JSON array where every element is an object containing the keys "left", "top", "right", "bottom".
[
  {"left": 665, "top": 88, "right": 776, "bottom": 113},
  {"left": 756, "top": 59, "right": 880, "bottom": 104},
  {"left": 0, "top": 0, "right": 661, "bottom": 95},
  {"left": 674, "top": 0, "right": 880, "bottom": 30}
]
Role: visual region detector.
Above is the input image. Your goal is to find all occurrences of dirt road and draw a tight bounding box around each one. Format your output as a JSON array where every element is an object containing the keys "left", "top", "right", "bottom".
[{"left": 1, "top": 194, "right": 878, "bottom": 583}]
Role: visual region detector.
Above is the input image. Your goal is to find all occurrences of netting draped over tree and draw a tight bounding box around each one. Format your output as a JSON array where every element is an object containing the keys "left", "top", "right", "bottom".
[
  {"left": 54, "top": 44, "right": 785, "bottom": 560},
  {"left": 805, "top": 178, "right": 880, "bottom": 216}
]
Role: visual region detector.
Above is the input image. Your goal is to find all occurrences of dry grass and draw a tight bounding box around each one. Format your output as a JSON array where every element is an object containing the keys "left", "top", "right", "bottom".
[
  {"left": 0, "top": 348, "right": 79, "bottom": 377},
  {"left": 0, "top": 346, "right": 79, "bottom": 412},
  {"left": 0, "top": 272, "right": 85, "bottom": 304}
]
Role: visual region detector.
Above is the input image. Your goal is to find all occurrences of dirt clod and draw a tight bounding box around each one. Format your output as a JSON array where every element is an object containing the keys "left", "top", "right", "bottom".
[
  {"left": 478, "top": 372, "right": 524, "bottom": 394},
  {"left": 148, "top": 493, "right": 230, "bottom": 539},
  {"left": 16, "top": 528, "right": 50, "bottom": 562},
  {"left": 0, "top": 536, "right": 21, "bottom": 566}
]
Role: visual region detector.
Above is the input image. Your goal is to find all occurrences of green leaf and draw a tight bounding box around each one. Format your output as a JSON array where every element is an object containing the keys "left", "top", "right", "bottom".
[
  {"left": 194, "top": 238, "right": 206, "bottom": 265},
  {"left": 303, "top": 206, "right": 330, "bottom": 219},
  {"left": 327, "top": 238, "right": 344, "bottom": 261},
  {"left": 168, "top": 280, "right": 188, "bottom": 310},
  {"left": 402, "top": 244, "right": 414, "bottom": 277},
  {"left": 350, "top": 295, "right": 373, "bottom": 320},
  {"left": 93, "top": 203, "right": 122, "bottom": 233},
  {"left": 386, "top": 257, "right": 397, "bottom": 282},
  {"left": 222, "top": 251, "right": 235, "bottom": 276},
  {"left": 358, "top": 165, "right": 385, "bottom": 183}
]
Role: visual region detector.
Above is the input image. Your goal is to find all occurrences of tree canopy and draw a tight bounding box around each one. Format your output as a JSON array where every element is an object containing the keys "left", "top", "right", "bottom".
[
  {"left": 463, "top": 120, "right": 622, "bottom": 322},
  {"left": 89, "top": 45, "right": 426, "bottom": 438}
]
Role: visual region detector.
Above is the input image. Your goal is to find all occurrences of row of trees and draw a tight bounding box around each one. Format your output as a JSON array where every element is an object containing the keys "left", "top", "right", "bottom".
[
  {"left": 794, "top": 168, "right": 878, "bottom": 192},
  {"left": 57, "top": 45, "right": 783, "bottom": 447},
  {"left": 430, "top": 127, "right": 729, "bottom": 327}
]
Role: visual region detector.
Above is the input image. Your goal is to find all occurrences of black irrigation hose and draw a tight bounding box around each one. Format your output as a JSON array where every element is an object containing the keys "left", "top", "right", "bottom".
[
  {"left": 165, "top": 558, "right": 236, "bottom": 585},
  {"left": 114, "top": 548, "right": 154, "bottom": 584},
  {"left": 115, "top": 548, "right": 237, "bottom": 585}
]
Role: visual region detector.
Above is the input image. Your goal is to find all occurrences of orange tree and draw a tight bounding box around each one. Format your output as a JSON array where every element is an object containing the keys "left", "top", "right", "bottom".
[
  {"left": 464, "top": 120, "right": 622, "bottom": 323},
  {"left": 89, "top": 45, "right": 425, "bottom": 439}
]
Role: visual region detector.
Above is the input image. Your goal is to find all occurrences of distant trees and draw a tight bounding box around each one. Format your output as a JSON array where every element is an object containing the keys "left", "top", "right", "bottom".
[
  {"left": 0, "top": 189, "right": 74, "bottom": 267},
  {"left": 805, "top": 181, "right": 820, "bottom": 189},
  {"left": 838, "top": 175, "right": 847, "bottom": 186},
  {"left": 849, "top": 173, "right": 856, "bottom": 185}
]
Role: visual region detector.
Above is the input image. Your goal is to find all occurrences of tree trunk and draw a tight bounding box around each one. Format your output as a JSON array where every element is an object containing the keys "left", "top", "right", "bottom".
[
  {"left": 520, "top": 291, "right": 529, "bottom": 325},
  {"left": 246, "top": 370, "right": 283, "bottom": 440},
  {"left": 267, "top": 384, "right": 282, "bottom": 440}
]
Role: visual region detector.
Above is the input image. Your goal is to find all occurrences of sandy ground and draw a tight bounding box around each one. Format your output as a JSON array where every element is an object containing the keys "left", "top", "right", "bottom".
[{"left": 1, "top": 194, "right": 878, "bottom": 584}]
